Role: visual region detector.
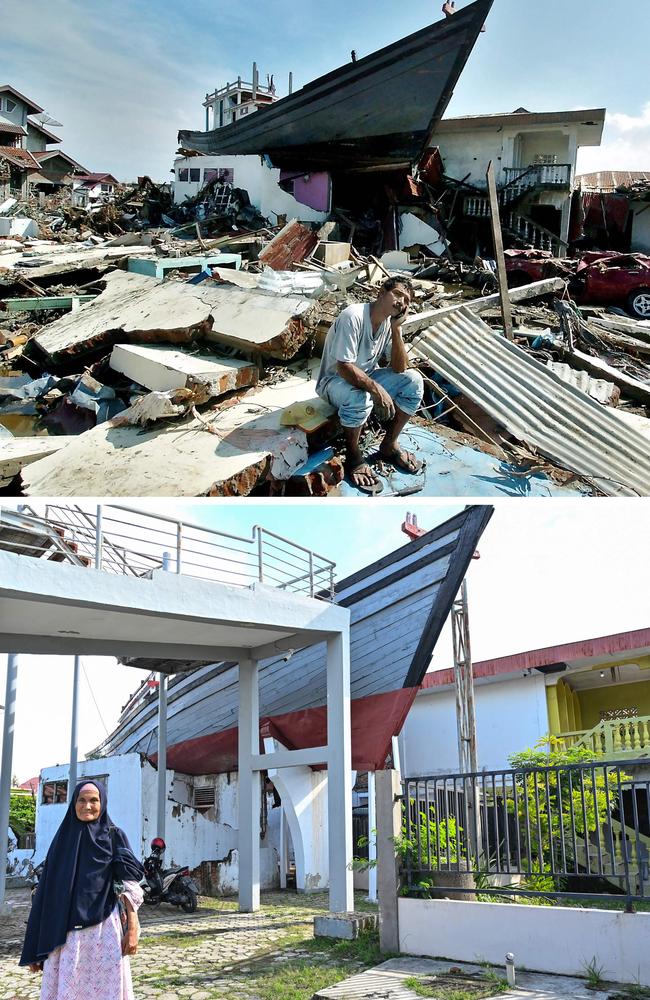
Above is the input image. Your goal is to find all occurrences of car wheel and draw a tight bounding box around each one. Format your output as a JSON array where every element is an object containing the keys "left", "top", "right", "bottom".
[{"left": 628, "top": 288, "right": 650, "bottom": 319}]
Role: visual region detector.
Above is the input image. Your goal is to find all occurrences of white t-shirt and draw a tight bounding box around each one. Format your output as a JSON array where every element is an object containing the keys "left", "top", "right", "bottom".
[{"left": 316, "top": 304, "right": 392, "bottom": 395}]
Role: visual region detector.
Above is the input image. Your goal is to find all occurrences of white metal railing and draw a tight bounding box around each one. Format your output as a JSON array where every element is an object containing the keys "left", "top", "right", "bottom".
[
  {"left": 0, "top": 504, "right": 336, "bottom": 600},
  {"left": 503, "top": 164, "right": 572, "bottom": 189}
]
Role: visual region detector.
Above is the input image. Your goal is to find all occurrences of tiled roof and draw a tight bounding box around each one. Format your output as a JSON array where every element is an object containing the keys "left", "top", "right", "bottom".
[
  {"left": 0, "top": 146, "right": 41, "bottom": 170},
  {"left": 32, "top": 149, "right": 88, "bottom": 171},
  {"left": 0, "top": 84, "right": 44, "bottom": 115},
  {"left": 74, "top": 171, "right": 119, "bottom": 184},
  {"left": 0, "top": 114, "right": 26, "bottom": 137},
  {"left": 576, "top": 170, "right": 650, "bottom": 192}
]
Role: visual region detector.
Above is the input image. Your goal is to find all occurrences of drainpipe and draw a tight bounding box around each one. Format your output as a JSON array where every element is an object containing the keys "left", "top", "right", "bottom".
[
  {"left": 69, "top": 656, "right": 80, "bottom": 793},
  {"left": 0, "top": 655, "right": 19, "bottom": 908},
  {"left": 156, "top": 552, "right": 171, "bottom": 841}
]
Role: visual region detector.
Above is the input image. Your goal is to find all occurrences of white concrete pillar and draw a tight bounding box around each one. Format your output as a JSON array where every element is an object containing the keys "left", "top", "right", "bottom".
[
  {"left": 0, "top": 655, "right": 18, "bottom": 907},
  {"left": 238, "top": 658, "right": 260, "bottom": 912},
  {"left": 69, "top": 656, "right": 80, "bottom": 793},
  {"left": 156, "top": 673, "right": 167, "bottom": 840},
  {"left": 326, "top": 631, "right": 353, "bottom": 914},
  {"left": 279, "top": 809, "right": 287, "bottom": 889},
  {"left": 367, "top": 771, "right": 377, "bottom": 902}
]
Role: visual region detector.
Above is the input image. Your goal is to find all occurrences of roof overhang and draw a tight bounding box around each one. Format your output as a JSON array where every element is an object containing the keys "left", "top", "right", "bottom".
[
  {"left": 0, "top": 551, "right": 349, "bottom": 669},
  {"left": 420, "top": 627, "right": 650, "bottom": 691},
  {"left": 0, "top": 85, "right": 44, "bottom": 115}
]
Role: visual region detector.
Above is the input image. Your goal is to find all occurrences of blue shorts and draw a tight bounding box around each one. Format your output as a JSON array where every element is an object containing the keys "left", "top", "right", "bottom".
[{"left": 318, "top": 367, "right": 424, "bottom": 429}]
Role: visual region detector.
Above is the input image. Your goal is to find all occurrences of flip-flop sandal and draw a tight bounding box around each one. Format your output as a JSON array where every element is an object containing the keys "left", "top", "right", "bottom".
[
  {"left": 345, "top": 462, "right": 384, "bottom": 495},
  {"left": 379, "top": 449, "right": 423, "bottom": 475}
]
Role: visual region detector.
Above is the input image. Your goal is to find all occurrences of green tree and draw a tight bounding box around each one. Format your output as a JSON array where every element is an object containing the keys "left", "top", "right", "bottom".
[
  {"left": 9, "top": 793, "right": 36, "bottom": 840},
  {"left": 507, "top": 736, "right": 626, "bottom": 890}
]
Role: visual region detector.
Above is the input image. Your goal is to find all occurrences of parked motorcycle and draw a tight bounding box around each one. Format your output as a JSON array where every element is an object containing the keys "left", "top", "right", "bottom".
[
  {"left": 25, "top": 860, "right": 44, "bottom": 900},
  {"left": 142, "top": 837, "right": 198, "bottom": 913}
]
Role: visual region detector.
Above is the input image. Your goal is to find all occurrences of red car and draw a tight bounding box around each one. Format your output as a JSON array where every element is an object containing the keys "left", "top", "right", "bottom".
[{"left": 504, "top": 250, "right": 650, "bottom": 319}]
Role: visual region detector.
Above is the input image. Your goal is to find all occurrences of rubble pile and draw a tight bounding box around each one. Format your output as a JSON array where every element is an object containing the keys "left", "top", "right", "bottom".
[{"left": 1, "top": 196, "right": 649, "bottom": 498}]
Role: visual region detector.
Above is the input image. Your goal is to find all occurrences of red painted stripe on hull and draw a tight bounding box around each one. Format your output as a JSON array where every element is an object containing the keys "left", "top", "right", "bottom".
[{"left": 154, "top": 688, "right": 418, "bottom": 776}]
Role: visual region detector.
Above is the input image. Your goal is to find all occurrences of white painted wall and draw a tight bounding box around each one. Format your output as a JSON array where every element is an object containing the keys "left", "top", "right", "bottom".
[
  {"left": 437, "top": 124, "right": 578, "bottom": 188},
  {"left": 631, "top": 201, "right": 650, "bottom": 253},
  {"left": 35, "top": 754, "right": 143, "bottom": 863},
  {"left": 35, "top": 754, "right": 280, "bottom": 895},
  {"left": 399, "top": 897, "right": 650, "bottom": 985},
  {"left": 173, "top": 154, "right": 328, "bottom": 225},
  {"left": 400, "top": 673, "right": 549, "bottom": 776}
]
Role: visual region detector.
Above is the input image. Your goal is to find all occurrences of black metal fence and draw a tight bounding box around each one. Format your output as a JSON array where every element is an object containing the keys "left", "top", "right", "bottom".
[{"left": 402, "top": 759, "right": 650, "bottom": 906}]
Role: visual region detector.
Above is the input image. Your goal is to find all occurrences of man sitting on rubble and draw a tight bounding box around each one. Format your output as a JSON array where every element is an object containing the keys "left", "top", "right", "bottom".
[{"left": 316, "top": 276, "right": 424, "bottom": 494}]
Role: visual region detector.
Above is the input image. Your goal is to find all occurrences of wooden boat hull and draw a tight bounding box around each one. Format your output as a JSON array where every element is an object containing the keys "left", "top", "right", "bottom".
[
  {"left": 96, "top": 506, "right": 493, "bottom": 773},
  {"left": 178, "top": 0, "right": 493, "bottom": 172}
]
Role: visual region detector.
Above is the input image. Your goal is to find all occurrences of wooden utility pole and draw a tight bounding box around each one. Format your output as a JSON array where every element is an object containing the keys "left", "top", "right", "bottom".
[{"left": 486, "top": 161, "right": 514, "bottom": 341}]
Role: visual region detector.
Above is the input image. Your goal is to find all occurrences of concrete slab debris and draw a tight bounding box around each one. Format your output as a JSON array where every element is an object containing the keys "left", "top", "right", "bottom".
[
  {"left": 109, "top": 343, "right": 258, "bottom": 398},
  {"left": 22, "top": 362, "right": 321, "bottom": 496},
  {"left": 29, "top": 270, "right": 316, "bottom": 368},
  {"left": 0, "top": 435, "right": 75, "bottom": 487}
]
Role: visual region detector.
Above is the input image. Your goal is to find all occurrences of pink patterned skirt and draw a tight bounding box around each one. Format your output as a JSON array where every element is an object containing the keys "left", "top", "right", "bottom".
[{"left": 40, "top": 882, "right": 142, "bottom": 1000}]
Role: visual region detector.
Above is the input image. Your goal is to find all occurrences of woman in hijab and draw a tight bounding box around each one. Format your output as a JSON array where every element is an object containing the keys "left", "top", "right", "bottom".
[{"left": 20, "top": 779, "right": 145, "bottom": 999}]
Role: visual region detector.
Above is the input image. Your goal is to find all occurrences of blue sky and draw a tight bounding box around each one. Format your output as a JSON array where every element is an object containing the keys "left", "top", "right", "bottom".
[
  {"left": 3, "top": 0, "right": 649, "bottom": 180},
  {"left": 2, "top": 499, "right": 650, "bottom": 780}
]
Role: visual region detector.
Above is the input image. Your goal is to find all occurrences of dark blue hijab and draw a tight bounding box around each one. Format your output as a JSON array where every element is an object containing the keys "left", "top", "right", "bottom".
[{"left": 20, "top": 780, "right": 144, "bottom": 966}]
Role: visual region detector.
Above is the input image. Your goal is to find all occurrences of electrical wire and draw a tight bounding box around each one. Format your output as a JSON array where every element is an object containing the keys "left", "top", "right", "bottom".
[{"left": 81, "top": 660, "right": 109, "bottom": 736}]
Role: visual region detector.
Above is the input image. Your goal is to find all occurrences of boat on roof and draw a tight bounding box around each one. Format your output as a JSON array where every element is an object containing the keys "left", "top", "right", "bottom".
[
  {"left": 94, "top": 506, "right": 493, "bottom": 775},
  {"left": 177, "top": 0, "right": 493, "bottom": 172}
]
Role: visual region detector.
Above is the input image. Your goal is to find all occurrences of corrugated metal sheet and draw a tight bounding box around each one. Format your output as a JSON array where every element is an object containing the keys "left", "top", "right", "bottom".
[
  {"left": 546, "top": 361, "right": 620, "bottom": 406},
  {"left": 410, "top": 306, "right": 650, "bottom": 496}
]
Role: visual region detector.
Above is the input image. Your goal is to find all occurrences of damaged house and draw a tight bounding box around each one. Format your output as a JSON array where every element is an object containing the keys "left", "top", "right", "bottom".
[
  {"left": 176, "top": 0, "right": 495, "bottom": 252},
  {"left": 0, "top": 85, "right": 88, "bottom": 201}
]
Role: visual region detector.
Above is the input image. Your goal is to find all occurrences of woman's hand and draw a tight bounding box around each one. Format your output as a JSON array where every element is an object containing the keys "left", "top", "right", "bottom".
[
  {"left": 121, "top": 926, "right": 138, "bottom": 957},
  {"left": 28, "top": 962, "right": 43, "bottom": 973}
]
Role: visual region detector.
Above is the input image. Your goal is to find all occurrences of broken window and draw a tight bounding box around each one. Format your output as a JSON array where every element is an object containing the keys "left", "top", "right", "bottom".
[
  {"left": 189, "top": 168, "right": 201, "bottom": 183},
  {"left": 178, "top": 168, "right": 188, "bottom": 182}
]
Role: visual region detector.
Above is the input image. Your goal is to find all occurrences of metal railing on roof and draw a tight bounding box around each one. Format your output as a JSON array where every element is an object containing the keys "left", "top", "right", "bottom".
[{"left": 1, "top": 503, "right": 336, "bottom": 600}]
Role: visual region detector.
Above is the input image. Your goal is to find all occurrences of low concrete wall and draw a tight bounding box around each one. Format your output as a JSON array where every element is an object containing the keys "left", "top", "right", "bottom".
[{"left": 398, "top": 897, "right": 650, "bottom": 986}]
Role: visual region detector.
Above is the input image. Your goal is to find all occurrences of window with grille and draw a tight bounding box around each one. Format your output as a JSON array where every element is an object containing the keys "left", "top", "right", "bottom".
[{"left": 533, "top": 153, "right": 558, "bottom": 165}]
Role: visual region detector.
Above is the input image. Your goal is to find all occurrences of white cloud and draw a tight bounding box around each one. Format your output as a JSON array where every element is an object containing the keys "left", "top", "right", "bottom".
[{"left": 577, "top": 103, "right": 650, "bottom": 174}]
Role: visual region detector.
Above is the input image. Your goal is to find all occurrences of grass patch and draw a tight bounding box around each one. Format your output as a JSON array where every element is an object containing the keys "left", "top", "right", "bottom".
[
  {"left": 224, "top": 930, "right": 384, "bottom": 1000},
  {"left": 249, "top": 958, "right": 359, "bottom": 1000},
  {"left": 404, "top": 971, "right": 510, "bottom": 1000}
]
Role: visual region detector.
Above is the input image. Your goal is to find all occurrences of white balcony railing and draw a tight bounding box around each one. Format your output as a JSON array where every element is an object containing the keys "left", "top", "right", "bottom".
[{"left": 503, "top": 164, "right": 572, "bottom": 189}]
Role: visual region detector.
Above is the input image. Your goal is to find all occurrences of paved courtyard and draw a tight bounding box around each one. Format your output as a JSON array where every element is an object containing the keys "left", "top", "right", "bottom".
[{"left": 0, "top": 888, "right": 371, "bottom": 1000}]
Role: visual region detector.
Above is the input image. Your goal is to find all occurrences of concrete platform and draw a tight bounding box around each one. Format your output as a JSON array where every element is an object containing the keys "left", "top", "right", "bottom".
[
  {"left": 314, "top": 957, "right": 618, "bottom": 1000},
  {"left": 314, "top": 911, "right": 378, "bottom": 940}
]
